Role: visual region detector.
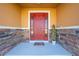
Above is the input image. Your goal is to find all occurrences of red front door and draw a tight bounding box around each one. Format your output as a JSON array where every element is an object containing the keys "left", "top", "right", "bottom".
[{"left": 30, "top": 13, "right": 48, "bottom": 40}]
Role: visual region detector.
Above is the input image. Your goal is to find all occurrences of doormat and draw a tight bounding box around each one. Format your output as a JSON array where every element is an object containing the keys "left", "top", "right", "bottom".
[{"left": 34, "top": 42, "right": 44, "bottom": 46}]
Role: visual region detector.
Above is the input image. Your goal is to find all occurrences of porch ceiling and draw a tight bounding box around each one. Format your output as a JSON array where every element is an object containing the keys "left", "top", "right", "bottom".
[{"left": 19, "top": 3, "right": 59, "bottom": 8}]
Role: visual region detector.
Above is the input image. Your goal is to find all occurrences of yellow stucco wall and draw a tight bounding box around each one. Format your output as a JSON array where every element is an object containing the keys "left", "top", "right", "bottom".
[
  {"left": 57, "top": 3, "right": 79, "bottom": 27},
  {"left": 0, "top": 3, "right": 21, "bottom": 27},
  {"left": 21, "top": 8, "right": 56, "bottom": 28}
]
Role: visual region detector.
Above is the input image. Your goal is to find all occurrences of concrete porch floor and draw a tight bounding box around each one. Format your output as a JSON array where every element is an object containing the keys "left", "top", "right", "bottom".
[{"left": 5, "top": 42, "right": 72, "bottom": 56}]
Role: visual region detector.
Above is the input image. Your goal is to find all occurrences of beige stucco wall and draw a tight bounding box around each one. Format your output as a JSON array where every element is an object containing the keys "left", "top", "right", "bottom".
[
  {"left": 1, "top": 3, "right": 79, "bottom": 28},
  {"left": 57, "top": 3, "right": 79, "bottom": 27},
  {"left": 0, "top": 3, "right": 21, "bottom": 27}
]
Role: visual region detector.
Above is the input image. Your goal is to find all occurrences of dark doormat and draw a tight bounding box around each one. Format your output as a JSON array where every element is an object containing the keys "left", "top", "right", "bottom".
[{"left": 34, "top": 42, "right": 45, "bottom": 46}]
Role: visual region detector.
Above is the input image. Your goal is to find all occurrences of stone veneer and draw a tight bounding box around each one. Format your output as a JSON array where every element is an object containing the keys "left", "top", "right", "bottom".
[
  {"left": 2, "top": 28, "right": 79, "bottom": 56},
  {"left": 0, "top": 29, "right": 50, "bottom": 56},
  {"left": 0, "top": 29, "right": 27, "bottom": 56},
  {"left": 57, "top": 29, "right": 79, "bottom": 56}
]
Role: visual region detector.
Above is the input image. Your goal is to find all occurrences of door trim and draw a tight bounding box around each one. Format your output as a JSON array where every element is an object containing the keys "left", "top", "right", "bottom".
[{"left": 28, "top": 10, "right": 50, "bottom": 42}]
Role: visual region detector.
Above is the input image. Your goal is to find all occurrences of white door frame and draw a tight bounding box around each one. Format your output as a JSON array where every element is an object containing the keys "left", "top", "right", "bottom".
[{"left": 28, "top": 10, "right": 50, "bottom": 42}]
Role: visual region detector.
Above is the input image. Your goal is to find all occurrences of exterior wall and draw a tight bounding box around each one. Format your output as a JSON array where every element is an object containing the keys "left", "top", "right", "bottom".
[
  {"left": 21, "top": 8, "right": 56, "bottom": 28},
  {"left": 0, "top": 29, "right": 26, "bottom": 55},
  {"left": 56, "top": 3, "right": 79, "bottom": 27},
  {"left": 58, "top": 29, "right": 79, "bottom": 56},
  {"left": 0, "top": 3, "right": 21, "bottom": 27},
  {"left": 56, "top": 3, "right": 79, "bottom": 56},
  {"left": 0, "top": 4, "right": 57, "bottom": 28}
]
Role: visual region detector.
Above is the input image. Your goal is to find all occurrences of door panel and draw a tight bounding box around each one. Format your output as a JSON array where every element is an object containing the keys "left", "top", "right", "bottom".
[{"left": 30, "top": 13, "right": 48, "bottom": 40}]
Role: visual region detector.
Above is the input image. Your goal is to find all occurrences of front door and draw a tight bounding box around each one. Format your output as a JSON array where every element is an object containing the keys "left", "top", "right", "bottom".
[{"left": 30, "top": 13, "right": 48, "bottom": 40}]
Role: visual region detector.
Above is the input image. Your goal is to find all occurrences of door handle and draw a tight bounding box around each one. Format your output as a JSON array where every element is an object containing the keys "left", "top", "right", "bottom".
[
  {"left": 45, "top": 29, "right": 47, "bottom": 34},
  {"left": 45, "top": 29, "right": 47, "bottom": 37},
  {"left": 31, "top": 30, "right": 34, "bottom": 34}
]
